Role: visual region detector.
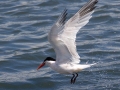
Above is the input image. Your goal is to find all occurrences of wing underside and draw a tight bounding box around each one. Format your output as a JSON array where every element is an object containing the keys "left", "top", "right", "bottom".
[{"left": 48, "top": 0, "right": 98, "bottom": 64}]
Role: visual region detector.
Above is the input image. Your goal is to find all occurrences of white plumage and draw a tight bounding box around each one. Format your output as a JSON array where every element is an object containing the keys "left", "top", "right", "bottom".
[{"left": 37, "top": 0, "right": 98, "bottom": 84}]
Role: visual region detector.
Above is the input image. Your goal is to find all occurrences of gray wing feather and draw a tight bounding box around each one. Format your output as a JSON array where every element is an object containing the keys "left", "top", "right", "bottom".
[{"left": 48, "top": 0, "right": 98, "bottom": 64}]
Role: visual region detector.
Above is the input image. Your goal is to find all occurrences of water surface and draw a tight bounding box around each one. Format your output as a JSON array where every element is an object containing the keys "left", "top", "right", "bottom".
[{"left": 0, "top": 0, "right": 120, "bottom": 90}]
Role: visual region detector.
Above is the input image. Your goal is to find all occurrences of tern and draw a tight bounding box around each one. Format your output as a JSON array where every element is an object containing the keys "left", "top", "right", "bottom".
[{"left": 37, "top": 0, "right": 98, "bottom": 84}]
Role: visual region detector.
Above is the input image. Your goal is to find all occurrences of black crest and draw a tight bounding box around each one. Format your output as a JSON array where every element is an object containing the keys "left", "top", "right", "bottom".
[{"left": 44, "top": 57, "right": 56, "bottom": 62}]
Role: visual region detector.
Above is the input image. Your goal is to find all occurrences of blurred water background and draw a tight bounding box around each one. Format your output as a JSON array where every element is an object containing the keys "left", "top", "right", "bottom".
[{"left": 0, "top": 0, "right": 120, "bottom": 90}]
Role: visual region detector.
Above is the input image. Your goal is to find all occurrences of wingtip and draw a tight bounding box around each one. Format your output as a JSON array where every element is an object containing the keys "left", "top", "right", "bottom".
[{"left": 78, "top": 0, "right": 98, "bottom": 17}]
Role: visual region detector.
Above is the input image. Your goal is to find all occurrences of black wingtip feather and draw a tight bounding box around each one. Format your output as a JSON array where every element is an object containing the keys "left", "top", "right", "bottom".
[
  {"left": 58, "top": 9, "right": 68, "bottom": 25},
  {"left": 79, "top": 0, "right": 98, "bottom": 17}
]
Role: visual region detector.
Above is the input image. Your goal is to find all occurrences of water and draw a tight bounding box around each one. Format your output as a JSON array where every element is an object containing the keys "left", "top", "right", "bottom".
[{"left": 0, "top": 0, "right": 120, "bottom": 90}]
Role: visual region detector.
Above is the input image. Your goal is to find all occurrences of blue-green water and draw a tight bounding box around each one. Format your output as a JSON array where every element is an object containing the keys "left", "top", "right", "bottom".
[{"left": 0, "top": 0, "right": 120, "bottom": 90}]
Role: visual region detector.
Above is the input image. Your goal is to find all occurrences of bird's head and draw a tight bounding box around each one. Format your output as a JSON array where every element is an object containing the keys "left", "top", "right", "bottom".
[{"left": 37, "top": 57, "right": 55, "bottom": 70}]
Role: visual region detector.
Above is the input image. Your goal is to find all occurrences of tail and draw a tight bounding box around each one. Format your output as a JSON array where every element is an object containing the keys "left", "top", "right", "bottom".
[
  {"left": 80, "top": 63, "right": 96, "bottom": 70},
  {"left": 89, "top": 63, "right": 97, "bottom": 66}
]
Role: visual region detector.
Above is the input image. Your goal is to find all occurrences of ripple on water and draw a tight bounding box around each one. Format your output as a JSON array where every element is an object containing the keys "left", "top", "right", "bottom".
[{"left": 0, "top": 0, "right": 120, "bottom": 90}]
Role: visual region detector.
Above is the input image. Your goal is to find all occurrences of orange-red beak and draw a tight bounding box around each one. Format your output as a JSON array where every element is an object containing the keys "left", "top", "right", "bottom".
[{"left": 37, "top": 62, "right": 45, "bottom": 70}]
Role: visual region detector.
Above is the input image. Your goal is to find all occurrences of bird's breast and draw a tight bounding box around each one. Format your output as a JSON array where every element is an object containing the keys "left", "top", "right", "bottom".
[{"left": 51, "top": 63, "right": 82, "bottom": 74}]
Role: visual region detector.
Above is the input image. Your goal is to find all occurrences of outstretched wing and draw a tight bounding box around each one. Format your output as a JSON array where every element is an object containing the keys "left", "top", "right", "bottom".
[{"left": 48, "top": 0, "right": 98, "bottom": 64}]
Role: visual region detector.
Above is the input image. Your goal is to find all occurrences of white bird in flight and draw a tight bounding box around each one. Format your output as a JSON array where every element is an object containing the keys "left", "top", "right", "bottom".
[{"left": 37, "top": 0, "right": 98, "bottom": 84}]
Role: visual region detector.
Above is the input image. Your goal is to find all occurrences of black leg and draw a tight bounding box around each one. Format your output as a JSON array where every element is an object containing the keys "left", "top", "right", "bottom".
[
  {"left": 73, "top": 73, "right": 78, "bottom": 84},
  {"left": 71, "top": 74, "right": 75, "bottom": 84}
]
